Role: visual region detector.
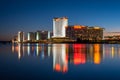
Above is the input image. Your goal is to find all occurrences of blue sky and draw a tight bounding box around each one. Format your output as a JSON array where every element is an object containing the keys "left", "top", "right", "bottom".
[{"left": 1, "top": 0, "right": 120, "bottom": 40}]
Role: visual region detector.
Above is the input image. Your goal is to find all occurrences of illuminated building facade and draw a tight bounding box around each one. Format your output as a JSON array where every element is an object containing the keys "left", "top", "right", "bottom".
[
  {"left": 35, "top": 31, "right": 52, "bottom": 40},
  {"left": 35, "top": 31, "right": 41, "bottom": 40},
  {"left": 66, "top": 25, "right": 104, "bottom": 41},
  {"left": 27, "top": 32, "right": 35, "bottom": 41},
  {"left": 18, "top": 31, "right": 24, "bottom": 42},
  {"left": 66, "top": 25, "right": 88, "bottom": 40},
  {"left": 48, "top": 31, "right": 52, "bottom": 39},
  {"left": 39, "top": 31, "right": 49, "bottom": 40},
  {"left": 88, "top": 27, "right": 104, "bottom": 41},
  {"left": 53, "top": 17, "right": 68, "bottom": 37}
]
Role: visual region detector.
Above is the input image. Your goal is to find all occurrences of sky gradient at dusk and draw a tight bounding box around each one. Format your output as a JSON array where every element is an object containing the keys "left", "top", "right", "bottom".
[{"left": 1, "top": 0, "right": 120, "bottom": 40}]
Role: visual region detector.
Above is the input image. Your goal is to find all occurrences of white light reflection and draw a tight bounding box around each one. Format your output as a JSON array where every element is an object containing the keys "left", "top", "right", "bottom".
[
  {"left": 36, "top": 43, "right": 39, "bottom": 56},
  {"left": 48, "top": 44, "right": 51, "bottom": 56},
  {"left": 27, "top": 43, "right": 30, "bottom": 56},
  {"left": 18, "top": 43, "right": 24, "bottom": 59},
  {"left": 53, "top": 44, "right": 68, "bottom": 72}
]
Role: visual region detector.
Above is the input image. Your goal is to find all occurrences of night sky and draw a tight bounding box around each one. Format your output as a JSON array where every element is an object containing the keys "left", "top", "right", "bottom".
[{"left": 1, "top": 0, "right": 120, "bottom": 41}]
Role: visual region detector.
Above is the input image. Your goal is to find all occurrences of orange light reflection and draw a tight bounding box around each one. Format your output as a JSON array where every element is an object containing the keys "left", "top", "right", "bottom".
[{"left": 94, "top": 44, "right": 101, "bottom": 64}]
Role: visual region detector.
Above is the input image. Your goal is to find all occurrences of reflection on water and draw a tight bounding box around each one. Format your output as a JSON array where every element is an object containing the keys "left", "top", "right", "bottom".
[
  {"left": 72, "top": 44, "right": 86, "bottom": 65},
  {"left": 53, "top": 44, "right": 68, "bottom": 72},
  {"left": 12, "top": 43, "right": 120, "bottom": 73}
]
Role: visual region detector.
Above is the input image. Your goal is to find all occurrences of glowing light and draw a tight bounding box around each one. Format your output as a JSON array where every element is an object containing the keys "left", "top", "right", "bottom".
[
  {"left": 94, "top": 44, "right": 100, "bottom": 52},
  {"left": 27, "top": 44, "right": 30, "bottom": 55},
  {"left": 48, "top": 31, "right": 50, "bottom": 39},
  {"left": 94, "top": 44, "right": 101, "bottom": 64},
  {"left": 94, "top": 27, "right": 100, "bottom": 29},
  {"left": 36, "top": 43, "right": 39, "bottom": 56},
  {"left": 73, "top": 44, "right": 86, "bottom": 65},
  {"left": 55, "top": 64, "right": 61, "bottom": 72},
  {"left": 74, "top": 25, "right": 82, "bottom": 29},
  {"left": 48, "top": 46, "right": 51, "bottom": 56},
  {"left": 94, "top": 52, "right": 100, "bottom": 64},
  {"left": 63, "top": 66, "right": 68, "bottom": 73},
  {"left": 15, "top": 46, "right": 18, "bottom": 52},
  {"left": 111, "top": 47, "right": 114, "bottom": 58},
  {"left": 74, "top": 53, "right": 81, "bottom": 65},
  {"left": 18, "top": 31, "right": 24, "bottom": 42},
  {"left": 18, "top": 44, "right": 22, "bottom": 59},
  {"left": 74, "top": 53, "right": 86, "bottom": 65},
  {"left": 28, "top": 33, "right": 30, "bottom": 40},
  {"left": 73, "top": 25, "right": 85, "bottom": 29},
  {"left": 36, "top": 32, "right": 40, "bottom": 40}
]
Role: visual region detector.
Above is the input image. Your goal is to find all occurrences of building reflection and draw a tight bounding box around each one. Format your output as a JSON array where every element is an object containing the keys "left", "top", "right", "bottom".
[
  {"left": 12, "top": 43, "right": 50, "bottom": 59},
  {"left": 52, "top": 44, "right": 68, "bottom": 73},
  {"left": 27, "top": 43, "right": 42, "bottom": 56},
  {"left": 103, "top": 44, "right": 120, "bottom": 59},
  {"left": 68, "top": 44, "right": 103, "bottom": 65},
  {"left": 93, "top": 44, "right": 101, "bottom": 64},
  {"left": 12, "top": 43, "right": 120, "bottom": 72},
  {"left": 86, "top": 44, "right": 103, "bottom": 64},
  {"left": 18, "top": 43, "right": 24, "bottom": 59},
  {"left": 27, "top": 43, "right": 35, "bottom": 56},
  {"left": 73, "top": 44, "right": 86, "bottom": 65}
]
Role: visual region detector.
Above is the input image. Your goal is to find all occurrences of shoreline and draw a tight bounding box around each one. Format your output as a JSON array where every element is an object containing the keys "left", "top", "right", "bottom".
[
  {"left": 10, "top": 40, "right": 120, "bottom": 44},
  {"left": 1, "top": 40, "right": 120, "bottom": 44}
]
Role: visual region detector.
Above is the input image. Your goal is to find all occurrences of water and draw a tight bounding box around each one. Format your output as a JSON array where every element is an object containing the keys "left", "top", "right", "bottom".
[{"left": 1, "top": 43, "right": 120, "bottom": 80}]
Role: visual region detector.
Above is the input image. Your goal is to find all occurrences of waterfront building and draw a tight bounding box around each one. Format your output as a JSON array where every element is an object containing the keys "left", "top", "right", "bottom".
[
  {"left": 35, "top": 31, "right": 41, "bottom": 40},
  {"left": 35, "top": 30, "right": 52, "bottom": 40},
  {"left": 39, "top": 30, "right": 49, "bottom": 40},
  {"left": 48, "top": 31, "right": 51, "bottom": 39},
  {"left": 66, "top": 25, "right": 104, "bottom": 41},
  {"left": 48, "top": 31, "right": 53, "bottom": 39},
  {"left": 88, "top": 27, "right": 104, "bottom": 41},
  {"left": 66, "top": 25, "right": 88, "bottom": 40},
  {"left": 18, "top": 31, "right": 24, "bottom": 43},
  {"left": 27, "top": 32, "right": 35, "bottom": 41},
  {"left": 53, "top": 17, "right": 68, "bottom": 37}
]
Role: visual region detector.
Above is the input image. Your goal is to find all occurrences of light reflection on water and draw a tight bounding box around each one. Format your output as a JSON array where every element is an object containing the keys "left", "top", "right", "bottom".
[{"left": 12, "top": 43, "right": 120, "bottom": 73}]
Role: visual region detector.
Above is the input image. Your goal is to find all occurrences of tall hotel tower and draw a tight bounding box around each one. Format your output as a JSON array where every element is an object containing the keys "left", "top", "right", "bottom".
[{"left": 53, "top": 17, "right": 68, "bottom": 37}]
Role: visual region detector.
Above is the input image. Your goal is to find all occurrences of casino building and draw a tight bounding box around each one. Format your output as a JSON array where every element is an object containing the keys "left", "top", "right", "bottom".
[
  {"left": 53, "top": 17, "right": 68, "bottom": 38},
  {"left": 66, "top": 25, "right": 104, "bottom": 41}
]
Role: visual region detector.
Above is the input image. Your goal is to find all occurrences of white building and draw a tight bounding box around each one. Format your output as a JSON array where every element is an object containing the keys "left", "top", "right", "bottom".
[
  {"left": 18, "top": 31, "right": 24, "bottom": 42},
  {"left": 36, "top": 31, "right": 41, "bottom": 40},
  {"left": 27, "top": 32, "right": 35, "bottom": 41},
  {"left": 53, "top": 17, "right": 68, "bottom": 37}
]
